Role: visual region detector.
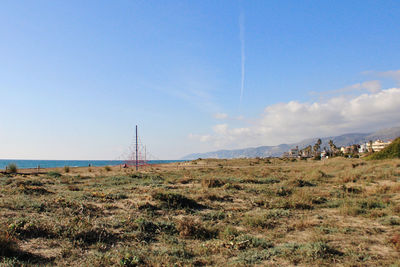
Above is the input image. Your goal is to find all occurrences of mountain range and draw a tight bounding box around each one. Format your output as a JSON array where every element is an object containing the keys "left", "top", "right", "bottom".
[{"left": 181, "top": 126, "right": 400, "bottom": 160}]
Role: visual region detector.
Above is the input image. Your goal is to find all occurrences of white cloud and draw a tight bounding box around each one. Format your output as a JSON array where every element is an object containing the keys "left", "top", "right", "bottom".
[
  {"left": 379, "top": 70, "right": 400, "bottom": 82},
  {"left": 191, "top": 88, "right": 400, "bottom": 148},
  {"left": 363, "top": 69, "right": 400, "bottom": 85},
  {"left": 360, "top": 80, "right": 382, "bottom": 93},
  {"left": 213, "top": 113, "right": 228, "bottom": 119},
  {"left": 311, "top": 80, "right": 382, "bottom": 98}
]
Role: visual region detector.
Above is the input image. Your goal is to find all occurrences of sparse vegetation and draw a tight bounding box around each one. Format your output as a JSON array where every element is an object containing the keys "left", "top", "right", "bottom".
[
  {"left": 47, "top": 171, "right": 62, "bottom": 178},
  {"left": 0, "top": 158, "right": 399, "bottom": 265},
  {"left": 367, "top": 137, "right": 400, "bottom": 160},
  {"left": 6, "top": 163, "right": 17, "bottom": 174}
]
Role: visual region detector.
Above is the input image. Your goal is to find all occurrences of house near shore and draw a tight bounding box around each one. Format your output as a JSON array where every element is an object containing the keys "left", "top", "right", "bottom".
[
  {"left": 340, "top": 146, "right": 352, "bottom": 154},
  {"left": 289, "top": 146, "right": 299, "bottom": 157},
  {"left": 371, "top": 139, "right": 392, "bottom": 152},
  {"left": 359, "top": 143, "right": 369, "bottom": 153},
  {"left": 282, "top": 146, "right": 301, "bottom": 158}
]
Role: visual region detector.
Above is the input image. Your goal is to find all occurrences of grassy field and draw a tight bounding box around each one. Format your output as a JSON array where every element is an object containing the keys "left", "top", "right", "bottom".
[{"left": 1, "top": 157, "right": 400, "bottom": 266}]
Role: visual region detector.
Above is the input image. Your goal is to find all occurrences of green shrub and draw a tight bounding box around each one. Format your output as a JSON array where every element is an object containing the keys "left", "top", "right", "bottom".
[
  {"left": 244, "top": 212, "right": 277, "bottom": 229},
  {"left": 6, "top": 163, "right": 17, "bottom": 174},
  {"left": 235, "top": 234, "right": 273, "bottom": 249},
  {"left": 120, "top": 252, "right": 144, "bottom": 266},
  {"left": 64, "top": 166, "right": 70, "bottom": 173},
  {"left": 303, "top": 241, "right": 343, "bottom": 259},
  {"left": 47, "top": 171, "right": 62, "bottom": 178},
  {"left": 8, "top": 218, "right": 55, "bottom": 238},
  {"left": 104, "top": 166, "right": 112, "bottom": 172},
  {"left": 366, "top": 137, "right": 400, "bottom": 160}
]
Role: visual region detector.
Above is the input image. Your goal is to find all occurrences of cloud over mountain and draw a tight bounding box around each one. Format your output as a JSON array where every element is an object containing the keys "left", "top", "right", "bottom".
[{"left": 190, "top": 88, "right": 400, "bottom": 149}]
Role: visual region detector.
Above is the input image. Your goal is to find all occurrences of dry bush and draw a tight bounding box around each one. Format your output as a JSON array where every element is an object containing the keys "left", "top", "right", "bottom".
[
  {"left": 389, "top": 234, "right": 400, "bottom": 250},
  {"left": 6, "top": 163, "right": 18, "bottom": 174},
  {"left": 18, "top": 185, "right": 53, "bottom": 195},
  {"left": 67, "top": 185, "right": 80, "bottom": 191},
  {"left": 388, "top": 183, "right": 400, "bottom": 193},
  {"left": 152, "top": 192, "right": 204, "bottom": 209},
  {"left": 176, "top": 217, "right": 218, "bottom": 240},
  {"left": 200, "top": 193, "right": 233, "bottom": 202},
  {"left": 0, "top": 229, "right": 18, "bottom": 257},
  {"left": 201, "top": 178, "right": 225, "bottom": 188},
  {"left": 178, "top": 176, "right": 193, "bottom": 184},
  {"left": 64, "top": 166, "right": 70, "bottom": 173},
  {"left": 310, "top": 170, "right": 331, "bottom": 181},
  {"left": 8, "top": 219, "right": 56, "bottom": 239},
  {"left": 243, "top": 209, "right": 290, "bottom": 229},
  {"left": 64, "top": 217, "right": 118, "bottom": 246}
]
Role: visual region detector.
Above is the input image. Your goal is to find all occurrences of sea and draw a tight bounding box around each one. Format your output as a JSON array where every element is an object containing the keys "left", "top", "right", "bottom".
[{"left": 0, "top": 159, "right": 185, "bottom": 170}]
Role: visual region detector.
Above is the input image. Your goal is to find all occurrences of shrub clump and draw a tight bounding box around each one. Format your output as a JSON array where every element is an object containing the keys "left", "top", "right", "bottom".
[
  {"left": 152, "top": 192, "right": 204, "bottom": 210},
  {"left": 176, "top": 217, "right": 218, "bottom": 240},
  {"left": 201, "top": 178, "right": 225, "bottom": 188},
  {"left": 276, "top": 187, "right": 292, "bottom": 197},
  {"left": 18, "top": 185, "right": 53, "bottom": 195},
  {"left": 47, "top": 171, "right": 62, "bottom": 178},
  {"left": 64, "top": 166, "right": 70, "bottom": 173},
  {"left": 0, "top": 229, "right": 18, "bottom": 257},
  {"left": 65, "top": 217, "right": 118, "bottom": 245},
  {"left": 8, "top": 219, "right": 55, "bottom": 238},
  {"left": 303, "top": 241, "right": 343, "bottom": 259},
  {"left": 6, "top": 163, "right": 18, "bottom": 174}
]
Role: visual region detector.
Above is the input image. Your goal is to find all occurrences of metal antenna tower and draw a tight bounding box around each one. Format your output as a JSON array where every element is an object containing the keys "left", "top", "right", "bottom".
[
  {"left": 135, "top": 125, "right": 138, "bottom": 171},
  {"left": 119, "top": 125, "right": 152, "bottom": 169}
]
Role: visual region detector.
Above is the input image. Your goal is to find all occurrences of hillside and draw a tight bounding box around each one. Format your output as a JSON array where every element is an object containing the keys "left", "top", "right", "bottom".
[
  {"left": 182, "top": 126, "right": 400, "bottom": 160},
  {"left": 367, "top": 137, "right": 400, "bottom": 160}
]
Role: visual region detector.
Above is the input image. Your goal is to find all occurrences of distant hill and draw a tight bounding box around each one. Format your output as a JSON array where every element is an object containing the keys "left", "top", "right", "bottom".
[
  {"left": 366, "top": 137, "right": 400, "bottom": 160},
  {"left": 181, "top": 126, "right": 400, "bottom": 160}
]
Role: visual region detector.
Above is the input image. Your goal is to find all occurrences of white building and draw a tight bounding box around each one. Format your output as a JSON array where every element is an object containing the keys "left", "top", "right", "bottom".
[
  {"left": 359, "top": 143, "right": 369, "bottom": 153},
  {"left": 289, "top": 146, "right": 299, "bottom": 157},
  {"left": 372, "top": 140, "right": 392, "bottom": 152}
]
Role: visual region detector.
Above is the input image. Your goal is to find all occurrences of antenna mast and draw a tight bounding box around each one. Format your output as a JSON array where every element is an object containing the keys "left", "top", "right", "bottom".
[{"left": 135, "top": 125, "right": 138, "bottom": 171}]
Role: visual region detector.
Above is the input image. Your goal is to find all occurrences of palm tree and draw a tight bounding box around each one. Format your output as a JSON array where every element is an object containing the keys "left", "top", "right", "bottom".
[
  {"left": 328, "top": 140, "right": 337, "bottom": 156},
  {"left": 352, "top": 144, "right": 360, "bottom": 155},
  {"left": 306, "top": 145, "right": 312, "bottom": 157},
  {"left": 313, "top": 139, "right": 322, "bottom": 157},
  {"left": 368, "top": 140, "right": 374, "bottom": 153}
]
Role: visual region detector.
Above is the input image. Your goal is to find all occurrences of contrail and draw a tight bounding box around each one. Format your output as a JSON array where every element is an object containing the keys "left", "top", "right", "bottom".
[{"left": 239, "top": 12, "right": 245, "bottom": 104}]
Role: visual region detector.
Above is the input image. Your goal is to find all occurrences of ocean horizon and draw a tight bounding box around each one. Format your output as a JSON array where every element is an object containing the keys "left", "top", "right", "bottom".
[{"left": 0, "top": 159, "right": 185, "bottom": 170}]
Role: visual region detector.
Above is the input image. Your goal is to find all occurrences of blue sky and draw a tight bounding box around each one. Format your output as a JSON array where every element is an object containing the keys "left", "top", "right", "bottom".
[{"left": 1, "top": 0, "right": 400, "bottom": 159}]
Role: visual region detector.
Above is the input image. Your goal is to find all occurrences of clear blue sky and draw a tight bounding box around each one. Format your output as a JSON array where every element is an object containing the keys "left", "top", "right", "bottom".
[{"left": 1, "top": 0, "right": 400, "bottom": 159}]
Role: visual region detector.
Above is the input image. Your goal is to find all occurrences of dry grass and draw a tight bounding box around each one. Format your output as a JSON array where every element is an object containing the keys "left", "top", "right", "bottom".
[{"left": 0, "top": 157, "right": 400, "bottom": 266}]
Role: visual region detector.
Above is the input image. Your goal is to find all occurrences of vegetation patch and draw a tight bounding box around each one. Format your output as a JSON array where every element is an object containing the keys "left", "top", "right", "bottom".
[
  {"left": 1, "top": 158, "right": 399, "bottom": 266},
  {"left": 8, "top": 219, "right": 56, "bottom": 239},
  {"left": 152, "top": 192, "right": 205, "bottom": 210},
  {"left": 367, "top": 137, "right": 400, "bottom": 160},
  {"left": 18, "top": 185, "right": 53, "bottom": 195},
  {"left": 201, "top": 178, "right": 225, "bottom": 188},
  {"left": 0, "top": 229, "right": 18, "bottom": 257},
  {"left": 6, "top": 163, "right": 18, "bottom": 174},
  {"left": 176, "top": 217, "right": 218, "bottom": 240},
  {"left": 295, "top": 179, "right": 316, "bottom": 187},
  {"left": 47, "top": 171, "right": 62, "bottom": 178}
]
